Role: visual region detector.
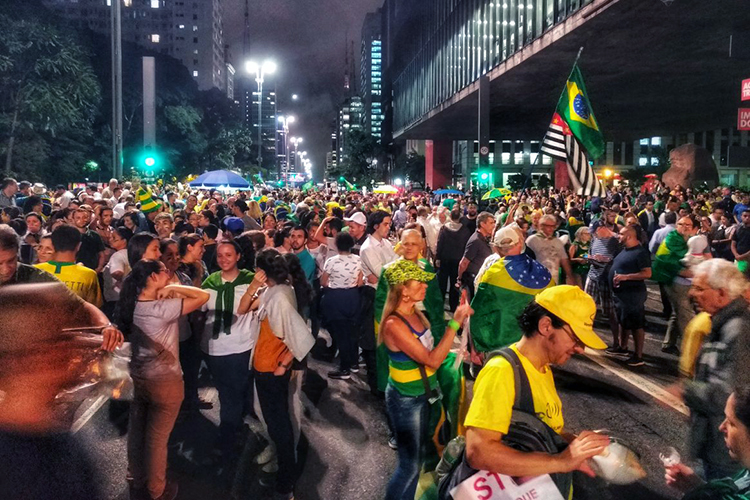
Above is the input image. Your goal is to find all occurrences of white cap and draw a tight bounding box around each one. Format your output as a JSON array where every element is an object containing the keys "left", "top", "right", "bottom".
[
  {"left": 493, "top": 225, "right": 521, "bottom": 249},
  {"left": 344, "top": 212, "right": 367, "bottom": 226}
]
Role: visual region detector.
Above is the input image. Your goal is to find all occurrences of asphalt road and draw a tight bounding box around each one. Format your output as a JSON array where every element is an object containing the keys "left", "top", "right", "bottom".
[{"left": 72, "top": 283, "right": 694, "bottom": 500}]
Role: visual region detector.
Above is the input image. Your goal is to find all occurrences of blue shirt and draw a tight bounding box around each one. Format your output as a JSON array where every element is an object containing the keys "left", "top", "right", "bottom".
[{"left": 296, "top": 249, "right": 316, "bottom": 284}]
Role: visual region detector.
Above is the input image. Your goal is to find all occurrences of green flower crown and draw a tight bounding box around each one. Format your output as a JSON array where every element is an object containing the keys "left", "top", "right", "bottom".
[{"left": 384, "top": 259, "right": 435, "bottom": 286}]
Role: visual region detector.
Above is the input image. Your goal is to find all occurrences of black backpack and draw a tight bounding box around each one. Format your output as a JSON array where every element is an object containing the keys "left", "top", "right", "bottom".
[{"left": 437, "top": 347, "right": 572, "bottom": 499}]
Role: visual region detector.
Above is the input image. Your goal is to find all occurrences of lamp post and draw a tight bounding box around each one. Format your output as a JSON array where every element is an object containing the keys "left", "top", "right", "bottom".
[
  {"left": 246, "top": 60, "right": 276, "bottom": 172},
  {"left": 278, "top": 115, "right": 295, "bottom": 187},
  {"left": 290, "top": 137, "right": 303, "bottom": 175}
]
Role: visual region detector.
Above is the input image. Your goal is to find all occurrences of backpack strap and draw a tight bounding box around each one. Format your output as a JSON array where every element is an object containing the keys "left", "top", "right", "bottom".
[{"left": 485, "top": 347, "right": 535, "bottom": 415}]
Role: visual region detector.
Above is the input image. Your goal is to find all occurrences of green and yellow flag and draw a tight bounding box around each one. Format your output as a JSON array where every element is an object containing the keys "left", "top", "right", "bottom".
[
  {"left": 470, "top": 254, "right": 553, "bottom": 353},
  {"left": 555, "top": 65, "right": 605, "bottom": 160}
]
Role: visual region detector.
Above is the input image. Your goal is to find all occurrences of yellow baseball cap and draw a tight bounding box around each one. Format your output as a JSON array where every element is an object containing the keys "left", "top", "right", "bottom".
[{"left": 534, "top": 285, "right": 607, "bottom": 350}]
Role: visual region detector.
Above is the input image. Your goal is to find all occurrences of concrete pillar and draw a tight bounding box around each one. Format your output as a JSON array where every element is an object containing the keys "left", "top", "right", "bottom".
[
  {"left": 425, "top": 140, "right": 452, "bottom": 189},
  {"left": 478, "top": 76, "right": 490, "bottom": 174}
]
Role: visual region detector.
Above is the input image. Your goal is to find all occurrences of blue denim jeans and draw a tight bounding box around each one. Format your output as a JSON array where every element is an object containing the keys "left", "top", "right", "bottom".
[{"left": 385, "top": 384, "right": 429, "bottom": 500}]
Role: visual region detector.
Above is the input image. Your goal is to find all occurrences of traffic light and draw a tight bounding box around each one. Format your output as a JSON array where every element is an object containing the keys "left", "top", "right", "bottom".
[
  {"left": 480, "top": 172, "right": 489, "bottom": 181},
  {"left": 139, "top": 146, "right": 160, "bottom": 172},
  {"left": 339, "top": 176, "right": 345, "bottom": 183}
]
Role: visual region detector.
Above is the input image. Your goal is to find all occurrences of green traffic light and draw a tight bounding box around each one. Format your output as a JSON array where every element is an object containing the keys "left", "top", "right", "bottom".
[
  {"left": 339, "top": 176, "right": 345, "bottom": 182},
  {"left": 144, "top": 157, "right": 156, "bottom": 167},
  {"left": 480, "top": 172, "right": 489, "bottom": 180}
]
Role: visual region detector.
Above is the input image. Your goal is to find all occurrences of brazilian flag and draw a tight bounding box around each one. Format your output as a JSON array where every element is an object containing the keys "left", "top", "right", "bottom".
[
  {"left": 301, "top": 180, "right": 314, "bottom": 192},
  {"left": 470, "top": 254, "right": 553, "bottom": 352},
  {"left": 374, "top": 258, "right": 461, "bottom": 479},
  {"left": 556, "top": 64, "right": 605, "bottom": 160}
]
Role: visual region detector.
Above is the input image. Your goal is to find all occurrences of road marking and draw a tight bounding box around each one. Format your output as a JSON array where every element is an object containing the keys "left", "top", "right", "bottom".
[
  {"left": 584, "top": 349, "right": 689, "bottom": 417},
  {"left": 71, "top": 394, "right": 110, "bottom": 434}
]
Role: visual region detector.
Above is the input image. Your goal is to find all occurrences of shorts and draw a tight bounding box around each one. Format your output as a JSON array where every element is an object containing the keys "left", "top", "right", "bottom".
[
  {"left": 613, "top": 290, "right": 647, "bottom": 330},
  {"left": 584, "top": 276, "right": 615, "bottom": 318}
]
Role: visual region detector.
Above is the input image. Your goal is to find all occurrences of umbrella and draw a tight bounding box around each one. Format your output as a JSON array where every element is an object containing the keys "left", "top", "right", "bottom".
[
  {"left": 644, "top": 174, "right": 658, "bottom": 179},
  {"left": 373, "top": 185, "right": 398, "bottom": 194},
  {"left": 434, "top": 189, "right": 464, "bottom": 195},
  {"left": 188, "top": 169, "right": 250, "bottom": 189},
  {"left": 481, "top": 188, "right": 505, "bottom": 200}
]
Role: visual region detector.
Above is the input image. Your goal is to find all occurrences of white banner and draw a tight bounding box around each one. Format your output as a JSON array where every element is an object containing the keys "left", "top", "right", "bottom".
[{"left": 450, "top": 471, "right": 565, "bottom": 500}]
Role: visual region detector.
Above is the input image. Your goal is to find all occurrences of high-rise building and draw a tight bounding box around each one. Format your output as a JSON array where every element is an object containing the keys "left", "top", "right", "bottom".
[
  {"left": 360, "top": 11, "right": 384, "bottom": 142},
  {"left": 336, "top": 96, "right": 363, "bottom": 164},
  {"left": 327, "top": 129, "right": 338, "bottom": 171},
  {"left": 43, "top": 0, "right": 227, "bottom": 92},
  {"left": 242, "top": 81, "right": 277, "bottom": 171}
]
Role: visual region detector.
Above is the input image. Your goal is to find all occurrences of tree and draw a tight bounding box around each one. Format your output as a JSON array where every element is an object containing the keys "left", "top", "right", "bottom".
[
  {"left": 535, "top": 174, "right": 551, "bottom": 190},
  {"left": 0, "top": 13, "right": 101, "bottom": 175},
  {"left": 332, "top": 129, "right": 382, "bottom": 186},
  {"left": 508, "top": 174, "right": 527, "bottom": 191},
  {"left": 393, "top": 149, "right": 425, "bottom": 184}
]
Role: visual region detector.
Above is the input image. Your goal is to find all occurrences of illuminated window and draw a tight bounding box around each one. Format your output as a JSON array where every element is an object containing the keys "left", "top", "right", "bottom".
[
  {"left": 150, "top": 34, "right": 160, "bottom": 43},
  {"left": 651, "top": 137, "right": 661, "bottom": 146},
  {"left": 151, "top": 0, "right": 159, "bottom": 7},
  {"left": 193, "top": 70, "right": 198, "bottom": 77}
]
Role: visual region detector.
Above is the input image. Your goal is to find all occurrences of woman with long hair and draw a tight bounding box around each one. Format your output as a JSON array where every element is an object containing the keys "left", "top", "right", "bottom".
[
  {"left": 127, "top": 233, "right": 161, "bottom": 267},
  {"left": 115, "top": 260, "right": 209, "bottom": 500},
  {"left": 262, "top": 213, "right": 277, "bottom": 231},
  {"left": 199, "top": 240, "right": 265, "bottom": 461},
  {"left": 234, "top": 232, "right": 258, "bottom": 272},
  {"left": 249, "top": 248, "right": 315, "bottom": 500},
  {"left": 379, "top": 259, "right": 473, "bottom": 500},
  {"left": 121, "top": 212, "right": 140, "bottom": 233},
  {"left": 102, "top": 227, "right": 133, "bottom": 318},
  {"left": 247, "top": 200, "right": 263, "bottom": 222},
  {"left": 282, "top": 252, "right": 313, "bottom": 317},
  {"left": 176, "top": 233, "right": 207, "bottom": 287}
]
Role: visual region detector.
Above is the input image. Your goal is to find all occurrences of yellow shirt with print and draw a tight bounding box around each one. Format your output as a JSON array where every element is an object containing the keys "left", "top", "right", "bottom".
[
  {"left": 35, "top": 261, "right": 103, "bottom": 308},
  {"left": 465, "top": 343, "right": 564, "bottom": 435}
]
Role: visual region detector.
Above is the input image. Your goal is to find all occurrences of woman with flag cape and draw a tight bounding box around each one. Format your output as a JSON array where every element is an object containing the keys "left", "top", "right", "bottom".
[
  {"left": 469, "top": 226, "right": 554, "bottom": 359},
  {"left": 374, "top": 230, "right": 463, "bottom": 496}
]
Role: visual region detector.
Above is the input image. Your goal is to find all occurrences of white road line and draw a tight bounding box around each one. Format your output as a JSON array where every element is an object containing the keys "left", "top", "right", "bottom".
[
  {"left": 71, "top": 394, "right": 110, "bottom": 434},
  {"left": 583, "top": 349, "right": 689, "bottom": 417}
]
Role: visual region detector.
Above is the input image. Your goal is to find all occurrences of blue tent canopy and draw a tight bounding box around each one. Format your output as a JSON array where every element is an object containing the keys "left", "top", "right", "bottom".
[
  {"left": 188, "top": 169, "right": 250, "bottom": 189},
  {"left": 434, "top": 189, "right": 464, "bottom": 195}
]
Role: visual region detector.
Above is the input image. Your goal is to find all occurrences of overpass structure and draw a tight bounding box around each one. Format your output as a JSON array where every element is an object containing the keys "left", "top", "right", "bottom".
[{"left": 383, "top": 0, "right": 750, "bottom": 187}]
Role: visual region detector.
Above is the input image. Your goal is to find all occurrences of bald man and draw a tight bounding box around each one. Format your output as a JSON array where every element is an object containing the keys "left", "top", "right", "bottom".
[{"left": 609, "top": 225, "right": 652, "bottom": 367}]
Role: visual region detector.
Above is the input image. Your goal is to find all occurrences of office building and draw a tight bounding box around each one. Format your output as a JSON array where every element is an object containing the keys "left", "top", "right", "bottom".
[
  {"left": 242, "top": 81, "right": 277, "bottom": 170},
  {"left": 360, "top": 11, "right": 384, "bottom": 142},
  {"left": 44, "top": 0, "right": 227, "bottom": 92}
]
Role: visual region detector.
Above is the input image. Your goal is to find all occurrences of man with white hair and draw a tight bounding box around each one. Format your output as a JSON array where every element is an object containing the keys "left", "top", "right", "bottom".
[
  {"left": 525, "top": 214, "right": 574, "bottom": 284},
  {"left": 676, "top": 259, "right": 750, "bottom": 480}
]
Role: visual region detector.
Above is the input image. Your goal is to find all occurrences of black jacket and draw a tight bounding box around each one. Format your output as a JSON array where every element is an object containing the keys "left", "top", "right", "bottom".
[{"left": 436, "top": 222, "right": 471, "bottom": 263}]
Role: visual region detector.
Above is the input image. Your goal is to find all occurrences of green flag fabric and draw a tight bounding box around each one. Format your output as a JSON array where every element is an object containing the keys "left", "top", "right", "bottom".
[
  {"left": 556, "top": 65, "right": 606, "bottom": 160},
  {"left": 470, "top": 254, "right": 553, "bottom": 353},
  {"left": 652, "top": 229, "right": 688, "bottom": 284}
]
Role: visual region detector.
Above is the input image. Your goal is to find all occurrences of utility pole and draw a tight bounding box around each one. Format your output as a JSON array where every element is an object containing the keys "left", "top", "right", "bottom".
[{"left": 110, "top": 0, "right": 123, "bottom": 178}]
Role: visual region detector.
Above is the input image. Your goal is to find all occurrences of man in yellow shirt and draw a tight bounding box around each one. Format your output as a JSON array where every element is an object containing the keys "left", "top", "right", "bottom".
[
  {"left": 35, "top": 225, "right": 102, "bottom": 307},
  {"left": 462, "top": 286, "right": 610, "bottom": 494}
]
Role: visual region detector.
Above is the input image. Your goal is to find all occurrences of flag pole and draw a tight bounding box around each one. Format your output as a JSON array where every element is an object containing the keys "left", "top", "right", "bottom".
[{"left": 521, "top": 47, "right": 585, "bottom": 190}]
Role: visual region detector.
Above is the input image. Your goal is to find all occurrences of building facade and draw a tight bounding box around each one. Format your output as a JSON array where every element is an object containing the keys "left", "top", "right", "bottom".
[
  {"left": 44, "top": 0, "right": 227, "bottom": 92},
  {"left": 360, "top": 11, "right": 384, "bottom": 142},
  {"left": 242, "top": 80, "right": 277, "bottom": 171},
  {"left": 336, "top": 96, "right": 364, "bottom": 165}
]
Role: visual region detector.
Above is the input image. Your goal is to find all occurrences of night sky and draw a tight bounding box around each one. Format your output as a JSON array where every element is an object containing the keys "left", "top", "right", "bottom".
[{"left": 223, "top": 0, "right": 383, "bottom": 179}]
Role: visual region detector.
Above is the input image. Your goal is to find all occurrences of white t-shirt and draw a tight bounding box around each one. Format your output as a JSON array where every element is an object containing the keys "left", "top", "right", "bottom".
[
  {"left": 131, "top": 298, "right": 184, "bottom": 381},
  {"left": 102, "top": 248, "right": 130, "bottom": 302},
  {"left": 360, "top": 235, "right": 397, "bottom": 288},
  {"left": 324, "top": 236, "right": 339, "bottom": 260},
  {"left": 200, "top": 281, "right": 255, "bottom": 356},
  {"left": 323, "top": 253, "right": 362, "bottom": 289},
  {"left": 307, "top": 244, "right": 327, "bottom": 278},
  {"left": 525, "top": 233, "right": 567, "bottom": 279}
]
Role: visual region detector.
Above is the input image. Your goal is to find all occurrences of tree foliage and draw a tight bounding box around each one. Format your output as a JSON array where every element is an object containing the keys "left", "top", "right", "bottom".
[
  {"left": 331, "top": 129, "right": 382, "bottom": 186},
  {"left": 393, "top": 149, "right": 425, "bottom": 184},
  {"left": 0, "top": 11, "right": 101, "bottom": 180}
]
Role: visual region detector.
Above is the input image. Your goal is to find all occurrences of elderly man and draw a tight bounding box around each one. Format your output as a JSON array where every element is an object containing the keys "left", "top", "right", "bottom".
[
  {"left": 525, "top": 214, "right": 575, "bottom": 284},
  {"left": 470, "top": 226, "right": 553, "bottom": 357},
  {"left": 673, "top": 259, "right": 750, "bottom": 480},
  {"left": 458, "top": 211, "right": 496, "bottom": 298},
  {"left": 0, "top": 178, "right": 18, "bottom": 208}
]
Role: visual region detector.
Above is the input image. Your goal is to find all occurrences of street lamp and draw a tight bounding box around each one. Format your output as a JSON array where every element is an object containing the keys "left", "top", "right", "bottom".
[
  {"left": 278, "top": 115, "right": 295, "bottom": 186},
  {"left": 246, "top": 59, "right": 276, "bottom": 171},
  {"left": 290, "top": 137, "right": 303, "bottom": 174},
  {"left": 292, "top": 94, "right": 299, "bottom": 101}
]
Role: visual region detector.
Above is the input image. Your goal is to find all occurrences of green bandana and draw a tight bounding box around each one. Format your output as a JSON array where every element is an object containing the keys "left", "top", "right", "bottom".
[
  {"left": 384, "top": 259, "right": 435, "bottom": 286},
  {"left": 202, "top": 269, "right": 255, "bottom": 338}
]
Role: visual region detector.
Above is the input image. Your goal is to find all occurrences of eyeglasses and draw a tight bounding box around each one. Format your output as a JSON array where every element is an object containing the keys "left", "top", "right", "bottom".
[{"left": 561, "top": 324, "right": 585, "bottom": 349}]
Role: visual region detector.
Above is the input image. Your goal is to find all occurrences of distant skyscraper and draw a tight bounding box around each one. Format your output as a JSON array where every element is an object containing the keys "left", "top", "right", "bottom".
[
  {"left": 337, "top": 96, "right": 363, "bottom": 164},
  {"left": 243, "top": 83, "right": 277, "bottom": 170},
  {"left": 43, "top": 0, "right": 227, "bottom": 92},
  {"left": 360, "top": 11, "right": 384, "bottom": 142}
]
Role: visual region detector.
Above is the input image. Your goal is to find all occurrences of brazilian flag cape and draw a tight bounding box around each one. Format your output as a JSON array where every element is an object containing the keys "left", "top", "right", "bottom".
[
  {"left": 651, "top": 230, "right": 688, "bottom": 284},
  {"left": 470, "top": 254, "right": 553, "bottom": 353},
  {"left": 374, "top": 257, "right": 461, "bottom": 486}
]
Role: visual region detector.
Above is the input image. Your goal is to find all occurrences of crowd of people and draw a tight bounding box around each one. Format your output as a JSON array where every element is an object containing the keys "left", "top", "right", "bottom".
[{"left": 2, "top": 174, "right": 750, "bottom": 500}]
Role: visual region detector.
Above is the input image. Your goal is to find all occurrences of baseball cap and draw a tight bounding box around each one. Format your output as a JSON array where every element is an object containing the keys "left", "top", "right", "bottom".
[
  {"left": 534, "top": 285, "right": 606, "bottom": 349},
  {"left": 224, "top": 217, "right": 244, "bottom": 234},
  {"left": 344, "top": 212, "right": 367, "bottom": 226},
  {"left": 492, "top": 226, "right": 521, "bottom": 249}
]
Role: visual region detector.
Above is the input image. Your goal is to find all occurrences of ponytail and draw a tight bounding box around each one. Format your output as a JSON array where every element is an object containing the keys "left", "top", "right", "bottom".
[{"left": 115, "top": 259, "right": 162, "bottom": 336}]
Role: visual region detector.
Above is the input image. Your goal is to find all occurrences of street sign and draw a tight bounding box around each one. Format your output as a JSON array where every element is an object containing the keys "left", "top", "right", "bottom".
[
  {"left": 480, "top": 146, "right": 489, "bottom": 155},
  {"left": 739, "top": 108, "right": 750, "bottom": 131},
  {"left": 742, "top": 78, "right": 750, "bottom": 101}
]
